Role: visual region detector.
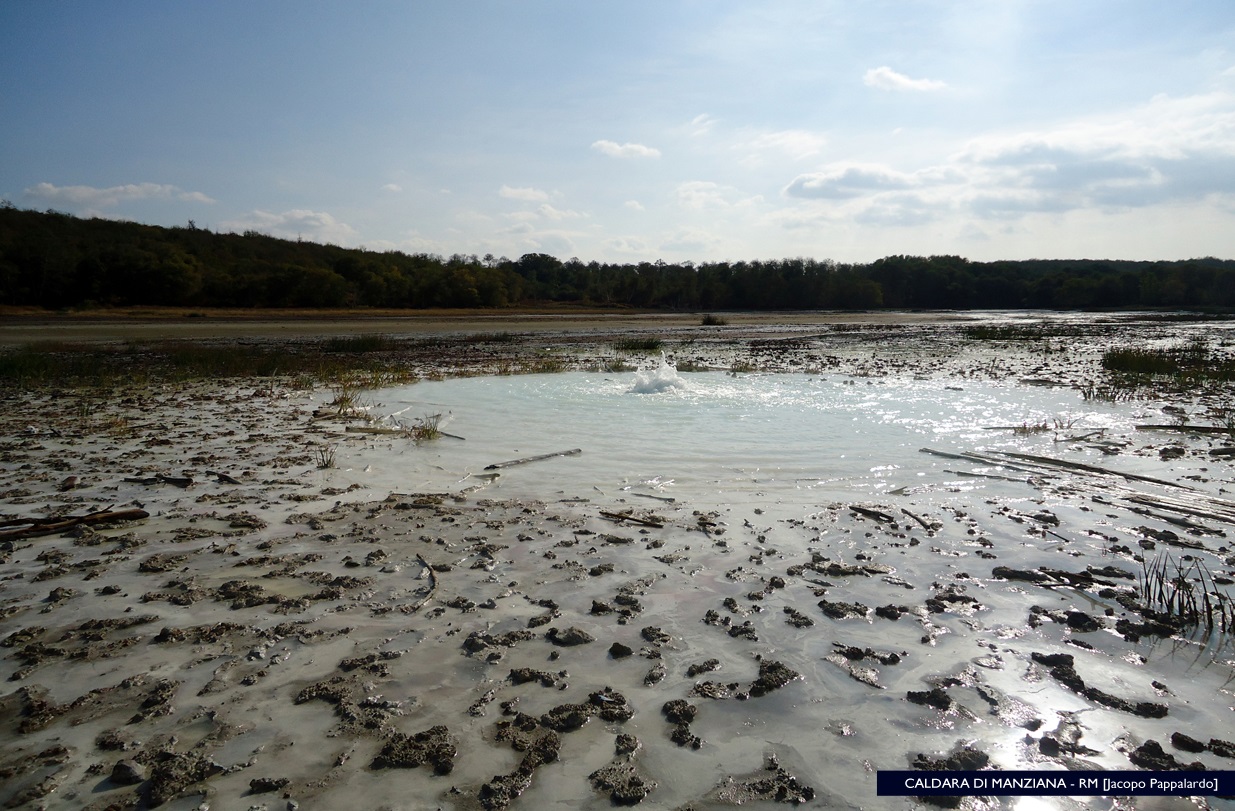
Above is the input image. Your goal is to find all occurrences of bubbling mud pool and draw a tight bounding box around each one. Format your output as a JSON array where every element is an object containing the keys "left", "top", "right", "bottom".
[{"left": 363, "top": 360, "right": 1136, "bottom": 509}]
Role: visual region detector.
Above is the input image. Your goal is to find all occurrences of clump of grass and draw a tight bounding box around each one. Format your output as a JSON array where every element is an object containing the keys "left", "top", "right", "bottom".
[
  {"left": 407, "top": 413, "right": 441, "bottom": 443},
  {"left": 597, "top": 357, "right": 635, "bottom": 373},
  {"left": 615, "top": 337, "right": 663, "bottom": 352},
  {"left": 1139, "top": 553, "right": 1233, "bottom": 637},
  {"left": 315, "top": 444, "right": 337, "bottom": 469},
  {"left": 1102, "top": 338, "right": 1235, "bottom": 380},
  {"left": 523, "top": 357, "right": 567, "bottom": 374},
  {"left": 962, "top": 324, "right": 1046, "bottom": 341},
  {"left": 1078, "top": 382, "right": 1147, "bottom": 402},
  {"left": 322, "top": 334, "right": 399, "bottom": 353},
  {"left": 463, "top": 331, "right": 518, "bottom": 344},
  {"left": 327, "top": 378, "right": 369, "bottom": 418},
  {"left": 700, "top": 314, "right": 727, "bottom": 326},
  {"left": 728, "top": 361, "right": 757, "bottom": 374}
]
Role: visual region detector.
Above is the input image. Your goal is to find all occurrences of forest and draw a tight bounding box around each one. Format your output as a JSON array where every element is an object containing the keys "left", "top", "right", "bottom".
[{"left": 2, "top": 204, "right": 1234, "bottom": 312}]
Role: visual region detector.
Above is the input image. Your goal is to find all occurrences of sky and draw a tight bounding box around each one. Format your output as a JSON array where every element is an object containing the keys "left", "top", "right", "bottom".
[{"left": 3, "top": 1, "right": 1235, "bottom": 264}]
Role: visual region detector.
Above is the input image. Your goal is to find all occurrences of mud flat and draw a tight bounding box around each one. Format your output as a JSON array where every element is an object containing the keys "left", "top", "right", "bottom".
[{"left": 1, "top": 312, "right": 1234, "bottom": 810}]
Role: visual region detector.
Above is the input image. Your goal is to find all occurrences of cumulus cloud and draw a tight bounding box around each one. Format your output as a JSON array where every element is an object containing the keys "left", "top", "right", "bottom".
[
  {"left": 863, "top": 66, "right": 947, "bottom": 92},
  {"left": 24, "top": 181, "right": 216, "bottom": 208},
  {"left": 591, "top": 140, "right": 662, "bottom": 159},
  {"left": 624, "top": 200, "right": 645, "bottom": 211},
  {"left": 221, "top": 209, "right": 359, "bottom": 244},
  {"left": 777, "top": 86, "right": 1235, "bottom": 230},
  {"left": 784, "top": 164, "right": 919, "bottom": 199},
  {"left": 499, "top": 185, "right": 550, "bottom": 202}
]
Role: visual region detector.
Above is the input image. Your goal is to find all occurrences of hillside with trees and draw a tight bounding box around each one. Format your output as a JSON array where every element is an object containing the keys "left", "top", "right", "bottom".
[{"left": 2, "top": 205, "right": 1233, "bottom": 312}]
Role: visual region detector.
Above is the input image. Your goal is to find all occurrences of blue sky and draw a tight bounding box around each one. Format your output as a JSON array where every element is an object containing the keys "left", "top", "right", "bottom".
[{"left": 3, "top": 1, "right": 1234, "bottom": 263}]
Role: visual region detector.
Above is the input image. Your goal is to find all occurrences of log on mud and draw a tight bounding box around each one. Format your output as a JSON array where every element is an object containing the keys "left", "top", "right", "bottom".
[
  {"left": 484, "top": 449, "right": 582, "bottom": 470},
  {"left": 0, "top": 508, "right": 150, "bottom": 540}
]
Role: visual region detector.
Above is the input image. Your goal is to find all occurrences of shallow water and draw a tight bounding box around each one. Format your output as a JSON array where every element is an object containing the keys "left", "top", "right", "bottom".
[{"left": 362, "top": 361, "right": 1141, "bottom": 508}]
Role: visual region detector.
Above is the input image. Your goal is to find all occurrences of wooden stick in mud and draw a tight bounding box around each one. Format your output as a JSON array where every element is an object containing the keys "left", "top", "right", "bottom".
[
  {"left": 600, "top": 510, "right": 664, "bottom": 528},
  {"left": 998, "top": 451, "right": 1191, "bottom": 490},
  {"left": 900, "top": 508, "right": 937, "bottom": 532},
  {"left": 0, "top": 508, "right": 150, "bottom": 540},
  {"left": 850, "top": 505, "right": 896, "bottom": 523},
  {"left": 1135, "top": 424, "right": 1234, "bottom": 434},
  {"left": 484, "top": 448, "right": 581, "bottom": 470},
  {"left": 401, "top": 553, "right": 440, "bottom": 615}
]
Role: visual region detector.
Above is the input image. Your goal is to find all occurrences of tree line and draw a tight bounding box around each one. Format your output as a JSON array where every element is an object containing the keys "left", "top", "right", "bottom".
[{"left": 2, "top": 204, "right": 1233, "bottom": 311}]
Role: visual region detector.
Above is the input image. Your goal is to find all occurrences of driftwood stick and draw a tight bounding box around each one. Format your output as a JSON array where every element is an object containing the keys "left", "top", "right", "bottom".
[
  {"left": 998, "top": 451, "right": 1191, "bottom": 490},
  {"left": 850, "top": 505, "right": 896, "bottom": 524},
  {"left": 900, "top": 508, "right": 936, "bottom": 532},
  {"left": 600, "top": 510, "right": 664, "bottom": 528},
  {"left": 0, "top": 508, "right": 150, "bottom": 540},
  {"left": 401, "top": 553, "right": 440, "bottom": 614},
  {"left": 484, "top": 448, "right": 581, "bottom": 471},
  {"left": 1136, "top": 424, "right": 1233, "bottom": 434}
]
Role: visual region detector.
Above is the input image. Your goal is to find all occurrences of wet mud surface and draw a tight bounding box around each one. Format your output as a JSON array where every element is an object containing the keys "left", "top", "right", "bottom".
[{"left": 1, "top": 312, "right": 1234, "bottom": 809}]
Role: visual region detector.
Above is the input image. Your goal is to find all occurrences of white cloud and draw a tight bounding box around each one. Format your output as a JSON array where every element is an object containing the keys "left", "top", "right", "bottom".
[
  {"left": 863, "top": 66, "right": 947, "bottom": 92},
  {"left": 604, "top": 236, "right": 650, "bottom": 253},
  {"left": 661, "top": 227, "right": 722, "bottom": 252},
  {"left": 745, "top": 129, "right": 827, "bottom": 160},
  {"left": 536, "top": 204, "right": 585, "bottom": 221},
  {"left": 689, "top": 114, "right": 717, "bottom": 136},
  {"left": 591, "top": 140, "right": 662, "bottom": 159},
  {"left": 675, "top": 181, "right": 732, "bottom": 209},
  {"left": 24, "top": 181, "right": 216, "bottom": 207},
  {"left": 624, "top": 200, "right": 645, "bottom": 212},
  {"left": 784, "top": 164, "right": 920, "bottom": 199},
  {"left": 381, "top": 183, "right": 403, "bottom": 193},
  {"left": 499, "top": 185, "right": 550, "bottom": 202},
  {"left": 221, "top": 209, "right": 359, "bottom": 244},
  {"left": 776, "top": 86, "right": 1235, "bottom": 234}
]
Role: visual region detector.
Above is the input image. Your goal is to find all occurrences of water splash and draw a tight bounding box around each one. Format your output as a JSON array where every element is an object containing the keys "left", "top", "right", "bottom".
[{"left": 628, "top": 353, "right": 688, "bottom": 394}]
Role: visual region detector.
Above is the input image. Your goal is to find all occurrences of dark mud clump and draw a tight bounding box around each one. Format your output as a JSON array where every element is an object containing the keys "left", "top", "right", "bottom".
[
  {"left": 662, "top": 699, "right": 702, "bottom": 749},
  {"left": 589, "top": 734, "right": 657, "bottom": 805},
  {"left": 479, "top": 731, "right": 561, "bottom": 810},
  {"left": 745, "top": 659, "right": 801, "bottom": 698},
  {"left": 1128, "top": 739, "right": 1206, "bottom": 771},
  {"left": 911, "top": 745, "right": 992, "bottom": 808},
  {"left": 707, "top": 754, "right": 816, "bottom": 805},
  {"left": 142, "top": 750, "right": 225, "bottom": 807},
  {"left": 371, "top": 724, "right": 456, "bottom": 774},
  {"left": 818, "top": 599, "right": 869, "bottom": 620},
  {"left": 1031, "top": 652, "right": 1168, "bottom": 718}
]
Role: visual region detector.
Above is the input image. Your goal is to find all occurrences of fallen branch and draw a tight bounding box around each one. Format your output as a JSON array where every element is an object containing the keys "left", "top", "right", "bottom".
[
  {"left": 850, "top": 505, "right": 896, "bottom": 524},
  {"left": 484, "top": 448, "right": 581, "bottom": 471},
  {"left": 1136, "top": 424, "right": 1233, "bottom": 434},
  {"left": 998, "top": 451, "right": 1190, "bottom": 490},
  {"left": 600, "top": 510, "right": 664, "bottom": 528},
  {"left": 123, "top": 474, "right": 193, "bottom": 488},
  {"left": 0, "top": 508, "right": 150, "bottom": 541},
  {"left": 900, "top": 508, "right": 938, "bottom": 532},
  {"left": 401, "top": 553, "right": 439, "bottom": 614}
]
